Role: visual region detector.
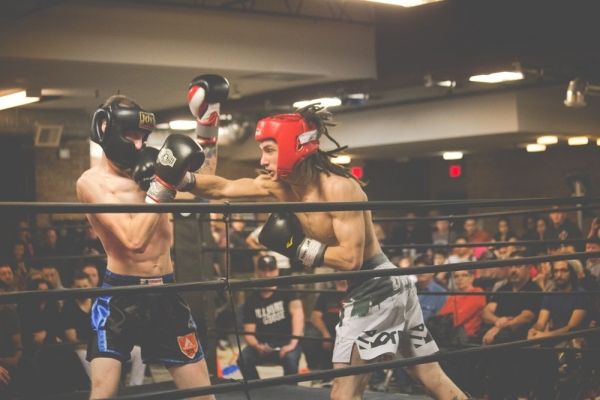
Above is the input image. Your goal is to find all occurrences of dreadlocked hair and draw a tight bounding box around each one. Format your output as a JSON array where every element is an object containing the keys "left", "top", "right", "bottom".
[{"left": 286, "top": 103, "right": 366, "bottom": 187}]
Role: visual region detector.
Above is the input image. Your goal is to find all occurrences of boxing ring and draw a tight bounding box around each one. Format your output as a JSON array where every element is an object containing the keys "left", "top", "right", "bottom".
[{"left": 2, "top": 196, "right": 600, "bottom": 399}]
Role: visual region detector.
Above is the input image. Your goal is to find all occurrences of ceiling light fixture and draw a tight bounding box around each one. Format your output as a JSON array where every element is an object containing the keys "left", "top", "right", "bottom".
[
  {"left": 443, "top": 151, "right": 463, "bottom": 160},
  {"left": 526, "top": 144, "right": 546, "bottom": 152},
  {"left": 0, "top": 90, "right": 41, "bottom": 111},
  {"left": 469, "top": 71, "right": 524, "bottom": 83},
  {"left": 293, "top": 98, "right": 342, "bottom": 108},
  {"left": 568, "top": 137, "right": 588, "bottom": 146},
  {"left": 564, "top": 77, "right": 600, "bottom": 108},
  {"left": 331, "top": 155, "right": 351, "bottom": 164},
  {"left": 366, "top": 0, "right": 443, "bottom": 7},
  {"left": 537, "top": 136, "right": 558, "bottom": 145},
  {"left": 597, "top": 139, "right": 600, "bottom": 146},
  {"left": 169, "top": 120, "right": 196, "bottom": 130}
]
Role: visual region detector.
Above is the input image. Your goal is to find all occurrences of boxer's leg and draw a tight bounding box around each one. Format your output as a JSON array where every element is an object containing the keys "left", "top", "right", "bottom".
[
  {"left": 90, "top": 358, "right": 122, "bottom": 399},
  {"left": 331, "top": 344, "right": 375, "bottom": 400},
  {"left": 168, "top": 359, "right": 214, "bottom": 400}
]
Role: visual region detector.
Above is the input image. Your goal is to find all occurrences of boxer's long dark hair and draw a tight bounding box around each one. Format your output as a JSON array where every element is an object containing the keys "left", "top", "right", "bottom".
[{"left": 290, "top": 104, "right": 366, "bottom": 187}]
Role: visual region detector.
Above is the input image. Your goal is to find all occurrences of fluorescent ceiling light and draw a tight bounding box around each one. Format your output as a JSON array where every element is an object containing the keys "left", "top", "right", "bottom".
[
  {"left": 366, "top": 0, "right": 443, "bottom": 7},
  {"left": 443, "top": 151, "right": 463, "bottom": 160},
  {"left": 469, "top": 71, "right": 524, "bottom": 83},
  {"left": 169, "top": 120, "right": 196, "bottom": 130},
  {"left": 537, "top": 136, "right": 558, "bottom": 145},
  {"left": 568, "top": 137, "right": 588, "bottom": 146},
  {"left": 331, "top": 155, "right": 351, "bottom": 164},
  {"left": 527, "top": 144, "right": 546, "bottom": 152},
  {"left": 293, "top": 98, "right": 342, "bottom": 108},
  {"left": 0, "top": 90, "right": 41, "bottom": 111},
  {"left": 155, "top": 123, "right": 170, "bottom": 130},
  {"left": 597, "top": 139, "right": 600, "bottom": 147}
]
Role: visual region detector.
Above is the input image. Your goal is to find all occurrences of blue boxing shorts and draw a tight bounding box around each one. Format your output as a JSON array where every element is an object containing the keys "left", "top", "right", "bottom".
[{"left": 87, "top": 270, "right": 204, "bottom": 367}]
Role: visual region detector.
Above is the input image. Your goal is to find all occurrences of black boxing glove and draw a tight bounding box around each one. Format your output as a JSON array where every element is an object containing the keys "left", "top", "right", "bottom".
[
  {"left": 188, "top": 74, "right": 229, "bottom": 146},
  {"left": 145, "top": 134, "right": 205, "bottom": 203},
  {"left": 258, "top": 213, "right": 328, "bottom": 268},
  {"left": 132, "top": 147, "right": 159, "bottom": 191}
]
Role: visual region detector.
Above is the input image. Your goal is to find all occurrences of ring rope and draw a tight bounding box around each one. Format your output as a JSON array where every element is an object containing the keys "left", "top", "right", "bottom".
[
  {"left": 2, "top": 195, "right": 600, "bottom": 214},
  {"left": 109, "top": 327, "right": 600, "bottom": 400},
  {"left": 3, "top": 251, "right": 600, "bottom": 304}
]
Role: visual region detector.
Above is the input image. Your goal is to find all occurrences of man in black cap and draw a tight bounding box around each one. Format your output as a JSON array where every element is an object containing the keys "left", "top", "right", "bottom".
[{"left": 238, "top": 256, "right": 304, "bottom": 380}]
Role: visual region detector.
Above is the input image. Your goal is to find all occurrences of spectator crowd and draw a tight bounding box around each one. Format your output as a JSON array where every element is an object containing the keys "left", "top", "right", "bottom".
[{"left": 2, "top": 208, "right": 600, "bottom": 399}]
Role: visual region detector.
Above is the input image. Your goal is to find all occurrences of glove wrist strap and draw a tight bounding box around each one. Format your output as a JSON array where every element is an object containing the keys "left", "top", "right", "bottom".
[{"left": 297, "top": 238, "right": 327, "bottom": 268}]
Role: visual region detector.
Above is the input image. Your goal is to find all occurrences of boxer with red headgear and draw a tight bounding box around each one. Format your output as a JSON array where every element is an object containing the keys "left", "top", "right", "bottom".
[{"left": 189, "top": 104, "right": 466, "bottom": 400}]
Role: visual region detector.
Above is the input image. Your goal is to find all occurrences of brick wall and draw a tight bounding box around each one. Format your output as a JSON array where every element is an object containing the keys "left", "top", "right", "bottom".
[{"left": 34, "top": 139, "right": 90, "bottom": 226}]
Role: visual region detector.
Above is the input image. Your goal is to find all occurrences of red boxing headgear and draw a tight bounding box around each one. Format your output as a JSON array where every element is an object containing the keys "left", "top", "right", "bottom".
[{"left": 255, "top": 113, "right": 319, "bottom": 178}]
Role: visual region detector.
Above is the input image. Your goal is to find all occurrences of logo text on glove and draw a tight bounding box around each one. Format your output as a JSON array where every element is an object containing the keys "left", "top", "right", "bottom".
[{"left": 158, "top": 149, "right": 176, "bottom": 167}]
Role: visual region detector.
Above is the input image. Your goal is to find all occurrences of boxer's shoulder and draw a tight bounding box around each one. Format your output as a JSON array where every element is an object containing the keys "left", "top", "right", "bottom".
[{"left": 321, "top": 173, "right": 366, "bottom": 202}]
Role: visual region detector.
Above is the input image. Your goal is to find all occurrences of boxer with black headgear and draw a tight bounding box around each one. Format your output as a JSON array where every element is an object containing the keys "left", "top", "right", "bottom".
[
  {"left": 187, "top": 104, "right": 467, "bottom": 400},
  {"left": 77, "top": 91, "right": 224, "bottom": 399},
  {"left": 91, "top": 96, "right": 156, "bottom": 169}
]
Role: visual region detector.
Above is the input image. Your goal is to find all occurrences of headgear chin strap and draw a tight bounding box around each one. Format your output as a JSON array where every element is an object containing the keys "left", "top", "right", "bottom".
[
  {"left": 254, "top": 113, "right": 319, "bottom": 178},
  {"left": 91, "top": 99, "right": 156, "bottom": 169}
]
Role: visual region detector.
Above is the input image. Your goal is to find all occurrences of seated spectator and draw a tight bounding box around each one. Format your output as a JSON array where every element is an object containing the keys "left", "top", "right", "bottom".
[
  {"left": 432, "top": 219, "right": 459, "bottom": 246},
  {"left": 8, "top": 241, "right": 28, "bottom": 291},
  {"left": 238, "top": 257, "right": 304, "bottom": 380},
  {"left": 391, "top": 211, "right": 432, "bottom": 257},
  {"left": 533, "top": 257, "right": 555, "bottom": 292},
  {"left": 492, "top": 235, "right": 518, "bottom": 260},
  {"left": 528, "top": 259, "right": 590, "bottom": 399},
  {"left": 473, "top": 250, "right": 499, "bottom": 293},
  {"left": 17, "top": 278, "right": 67, "bottom": 396},
  {"left": 481, "top": 254, "right": 541, "bottom": 400},
  {"left": 447, "top": 237, "right": 476, "bottom": 290},
  {"left": 433, "top": 250, "right": 449, "bottom": 287},
  {"left": 463, "top": 218, "right": 491, "bottom": 243},
  {"left": 492, "top": 217, "right": 516, "bottom": 244},
  {"left": 302, "top": 278, "right": 346, "bottom": 386},
  {"left": 78, "top": 262, "right": 101, "bottom": 288},
  {"left": 0, "top": 264, "right": 18, "bottom": 294},
  {"left": 14, "top": 219, "right": 36, "bottom": 258},
  {"left": 37, "top": 228, "right": 72, "bottom": 286},
  {"left": 546, "top": 207, "right": 584, "bottom": 252},
  {"left": 523, "top": 216, "right": 547, "bottom": 256},
  {"left": 62, "top": 272, "right": 145, "bottom": 387},
  {"left": 415, "top": 255, "right": 448, "bottom": 323},
  {"left": 41, "top": 266, "right": 64, "bottom": 290},
  {"left": 585, "top": 227, "right": 600, "bottom": 279},
  {"left": 0, "top": 281, "right": 40, "bottom": 397},
  {"left": 438, "top": 270, "right": 486, "bottom": 342}
]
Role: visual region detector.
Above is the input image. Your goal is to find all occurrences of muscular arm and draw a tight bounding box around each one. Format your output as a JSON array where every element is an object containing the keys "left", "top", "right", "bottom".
[
  {"left": 530, "top": 309, "right": 550, "bottom": 332},
  {"left": 198, "top": 142, "right": 217, "bottom": 176},
  {"left": 322, "top": 180, "right": 366, "bottom": 271},
  {"left": 190, "top": 174, "right": 273, "bottom": 200},
  {"left": 76, "top": 173, "right": 162, "bottom": 253},
  {"left": 505, "top": 310, "right": 536, "bottom": 328}
]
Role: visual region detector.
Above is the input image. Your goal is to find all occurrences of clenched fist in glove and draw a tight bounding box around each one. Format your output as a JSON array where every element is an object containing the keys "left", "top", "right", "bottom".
[
  {"left": 188, "top": 74, "right": 229, "bottom": 146},
  {"left": 145, "top": 134, "right": 205, "bottom": 203}
]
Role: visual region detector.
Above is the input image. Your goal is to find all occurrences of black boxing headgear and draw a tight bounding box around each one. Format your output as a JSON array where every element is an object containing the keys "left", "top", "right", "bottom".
[{"left": 91, "top": 98, "right": 156, "bottom": 169}]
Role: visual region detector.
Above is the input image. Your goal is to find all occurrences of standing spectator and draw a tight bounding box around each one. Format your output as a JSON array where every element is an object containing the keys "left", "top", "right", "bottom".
[
  {"left": 62, "top": 272, "right": 145, "bottom": 387},
  {"left": 229, "top": 214, "right": 254, "bottom": 274},
  {"left": 546, "top": 207, "right": 584, "bottom": 252},
  {"left": 481, "top": 257, "right": 542, "bottom": 400},
  {"left": 238, "top": 258, "right": 304, "bottom": 380},
  {"left": 0, "top": 281, "right": 39, "bottom": 397},
  {"left": 528, "top": 260, "right": 590, "bottom": 399}
]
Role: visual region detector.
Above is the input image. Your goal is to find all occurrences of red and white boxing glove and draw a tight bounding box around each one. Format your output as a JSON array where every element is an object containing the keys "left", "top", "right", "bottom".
[{"left": 188, "top": 74, "right": 229, "bottom": 147}]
